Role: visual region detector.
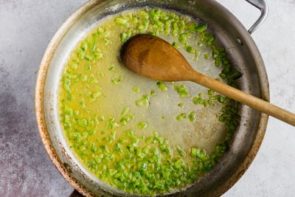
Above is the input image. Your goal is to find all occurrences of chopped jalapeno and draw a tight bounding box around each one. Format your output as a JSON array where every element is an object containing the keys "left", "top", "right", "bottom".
[{"left": 59, "top": 8, "right": 239, "bottom": 196}]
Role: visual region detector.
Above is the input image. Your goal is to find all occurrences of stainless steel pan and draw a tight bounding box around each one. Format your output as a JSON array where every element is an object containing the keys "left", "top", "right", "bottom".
[{"left": 35, "top": 0, "right": 269, "bottom": 196}]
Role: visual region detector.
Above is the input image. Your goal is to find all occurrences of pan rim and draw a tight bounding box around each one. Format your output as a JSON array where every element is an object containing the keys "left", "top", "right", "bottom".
[{"left": 35, "top": 0, "right": 269, "bottom": 196}]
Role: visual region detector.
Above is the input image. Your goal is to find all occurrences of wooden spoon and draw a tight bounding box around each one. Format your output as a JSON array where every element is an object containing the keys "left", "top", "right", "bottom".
[{"left": 121, "top": 34, "right": 295, "bottom": 126}]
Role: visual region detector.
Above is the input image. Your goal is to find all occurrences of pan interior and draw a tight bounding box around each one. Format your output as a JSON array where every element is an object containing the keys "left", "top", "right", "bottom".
[{"left": 58, "top": 7, "right": 241, "bottom": 196}]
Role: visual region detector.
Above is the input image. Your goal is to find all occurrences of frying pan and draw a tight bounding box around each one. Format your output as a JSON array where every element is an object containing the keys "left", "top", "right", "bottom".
[{"left": 35, "top": 0, "right": 269, "bottom": 196}]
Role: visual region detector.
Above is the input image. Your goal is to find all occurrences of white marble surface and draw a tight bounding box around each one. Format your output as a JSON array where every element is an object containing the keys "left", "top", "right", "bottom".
[{"left": 0, "top": 0, "right": 294, "bottom": 196}]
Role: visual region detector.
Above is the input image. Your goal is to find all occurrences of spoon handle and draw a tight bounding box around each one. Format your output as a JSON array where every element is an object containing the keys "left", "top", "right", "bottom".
[{"left": 190, "top": 71, "right": 295, "bottom": 126}]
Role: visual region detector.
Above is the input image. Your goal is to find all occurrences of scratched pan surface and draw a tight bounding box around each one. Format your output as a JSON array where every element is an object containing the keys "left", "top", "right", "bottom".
[{"left": 35, "top": 0, "right": 269, "bottom": 196}]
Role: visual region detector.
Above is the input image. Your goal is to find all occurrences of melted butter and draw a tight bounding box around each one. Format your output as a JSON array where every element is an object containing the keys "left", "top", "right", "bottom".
[{"left": 59, "top": 8, "right": 237, "bottom": 195}]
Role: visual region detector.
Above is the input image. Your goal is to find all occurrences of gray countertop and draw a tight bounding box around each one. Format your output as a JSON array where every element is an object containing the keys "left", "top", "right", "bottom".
[{"left": 0, "top": 0, "right": 294, "bottom": 196}]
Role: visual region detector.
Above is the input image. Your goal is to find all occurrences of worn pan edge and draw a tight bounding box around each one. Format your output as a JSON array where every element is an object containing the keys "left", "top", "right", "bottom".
[{"left": 35, "top": 0, "right": 270, "bottom": 196}]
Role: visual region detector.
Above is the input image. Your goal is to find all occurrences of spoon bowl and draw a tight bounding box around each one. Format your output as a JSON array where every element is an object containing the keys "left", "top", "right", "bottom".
[{"left": 121, "top": 34, "right": 194, "bottom": 81}]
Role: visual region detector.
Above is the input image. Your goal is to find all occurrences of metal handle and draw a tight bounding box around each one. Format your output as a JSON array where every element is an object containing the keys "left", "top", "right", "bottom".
[{"left": 246, "top": 0, "right": 268, "bottom": 34}]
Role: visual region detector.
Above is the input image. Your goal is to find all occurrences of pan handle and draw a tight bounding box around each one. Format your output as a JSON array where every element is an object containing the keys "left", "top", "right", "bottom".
[{"left": 245, "top": 0, "right": 268, "bottom": 34}]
